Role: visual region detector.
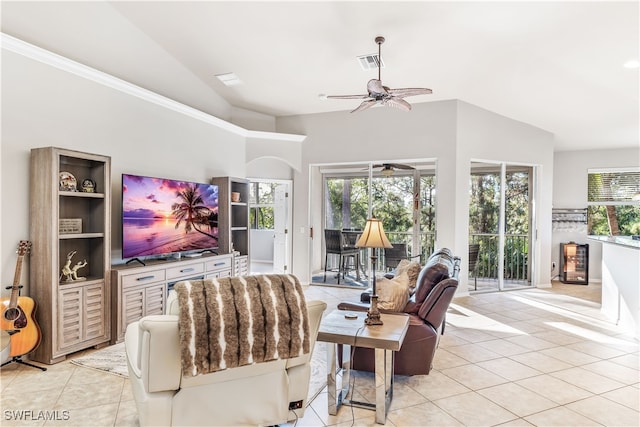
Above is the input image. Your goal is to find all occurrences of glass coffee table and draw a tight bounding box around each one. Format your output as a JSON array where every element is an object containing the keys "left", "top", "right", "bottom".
[{"left": 317, "top": 309, "right": 409, "bottom": 424}]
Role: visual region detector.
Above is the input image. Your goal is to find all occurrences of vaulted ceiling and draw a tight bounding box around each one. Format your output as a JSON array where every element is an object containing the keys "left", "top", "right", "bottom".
[{"left": 2, "top": 1, "right": 638, "bottom": 151}]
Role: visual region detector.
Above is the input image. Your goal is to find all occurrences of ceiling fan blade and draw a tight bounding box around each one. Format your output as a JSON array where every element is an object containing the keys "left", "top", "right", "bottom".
[
  {"left": 383, "top": 97, "right": 412, "bottom": 111},
  {"left": 327, "top": 94, "right": 370, "bottom": 100},
  {"left": 387, "top": 87, "right": 433, "bottom": 98},
  {"left": 371, "top": 163, "right": 414, "bottom": 170},
  {"left": 350, "top": 99, "right": 377, "bottom": 113},
  {"left": 390, "top": 163, "right": 415, "bottom": 170}
]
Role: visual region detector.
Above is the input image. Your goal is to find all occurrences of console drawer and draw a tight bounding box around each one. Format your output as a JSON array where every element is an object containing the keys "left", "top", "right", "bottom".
[
  {"left": 166, "top": 262, "right": 205, "bottom": 280},
  {"left": 122, "top": 269, "right": 166, "bottom": 289},
  {"left": 205, "top": 256, "right": 233, "bottom": 272}
]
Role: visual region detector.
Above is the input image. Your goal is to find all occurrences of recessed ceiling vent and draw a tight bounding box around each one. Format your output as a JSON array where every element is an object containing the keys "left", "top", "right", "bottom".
[
  {"left": 215, "top": 72, "right": 242, "bottom": 86},
  {"left": 357, "top": 54, "right": 385, "bottom": 71}
]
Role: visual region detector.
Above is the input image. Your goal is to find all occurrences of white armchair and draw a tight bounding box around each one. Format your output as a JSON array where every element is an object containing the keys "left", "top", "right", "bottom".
[{"left": 125, "top": 288, "right": 327, "bottom": 426}]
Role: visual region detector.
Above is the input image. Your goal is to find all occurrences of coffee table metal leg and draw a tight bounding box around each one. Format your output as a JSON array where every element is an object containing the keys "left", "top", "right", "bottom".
[
  {"left": 327, "top": 343, "right": 352, "bottom": 416},
  {"left": 375, "top": 348, "right": 393, "bottom": 424},
  {"left": 327, "top": 343, "right": 338, "bottom": 415},
  {"left": 386, "top": 349, "right": 394, "bottom": 400},
  {"left": 341, "top": 344, "right": 351, "bottom": 398}
]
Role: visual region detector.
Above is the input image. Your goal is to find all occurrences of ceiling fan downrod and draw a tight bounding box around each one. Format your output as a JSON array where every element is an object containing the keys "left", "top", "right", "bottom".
[{"left": 375, "top": 36, "right": 385, "bottom": 81}]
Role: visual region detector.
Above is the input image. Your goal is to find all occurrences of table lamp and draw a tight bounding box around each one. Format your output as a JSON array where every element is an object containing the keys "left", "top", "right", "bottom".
[{"left": 356, "top": 217, "right": 392, "bottom": 325}]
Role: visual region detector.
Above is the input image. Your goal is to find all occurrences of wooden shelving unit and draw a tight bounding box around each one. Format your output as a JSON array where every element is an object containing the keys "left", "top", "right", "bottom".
[
  {"left": 29, "top": 147, "right": 111, "bottom": 364},
  {"left": 211, "top": 177, "right": 250, "bottom": 275}
]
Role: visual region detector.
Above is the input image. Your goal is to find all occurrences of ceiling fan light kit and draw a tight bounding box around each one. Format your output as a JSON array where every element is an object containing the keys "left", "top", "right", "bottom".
[
  {"left": 381, "top": 166, "right": 395, "bottom": 177},
  {"left": 327, "top": 36, "right": 432, "bottom": 113},
  {"left": 372, "top": 163, "right": 415, "bottom": 177}
]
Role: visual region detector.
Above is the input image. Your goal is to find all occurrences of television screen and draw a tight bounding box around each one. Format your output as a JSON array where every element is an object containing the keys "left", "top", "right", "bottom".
[{"left": 122, "top": 174, "right": 219, "bottom": 259}]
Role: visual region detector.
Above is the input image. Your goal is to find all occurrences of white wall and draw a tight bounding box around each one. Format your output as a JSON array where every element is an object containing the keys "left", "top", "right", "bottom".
[
  {"left": 552, "top": 148, "right": 640, "bottom": 281},
  {"left": 231, "top": 107, "right": 276, "bottom": 132},
  {"left": 278, "top": 100, "right": 555, "bottom": 293},
  {"left": 247, "top": 157, "right": 295, "bottom": 181},
  {"left": 0, "top": 48, "right": 246, "bottom": 290},
  {"left": 246, "top": 137, "right": 302, "bottom": 173}
]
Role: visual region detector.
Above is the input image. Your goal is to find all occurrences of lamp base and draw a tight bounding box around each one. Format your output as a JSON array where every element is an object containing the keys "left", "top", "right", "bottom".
[{"left": 365, "top": 295, "right": 384, "bottom": 326}]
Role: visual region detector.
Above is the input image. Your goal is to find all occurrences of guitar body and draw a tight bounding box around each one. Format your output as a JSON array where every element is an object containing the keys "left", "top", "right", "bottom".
[
  {"left": 0, "top": 296, "right": 42, "bottom": 357},
  {"left": 0, "top": 240, "right": 42, "bottom": 358}
]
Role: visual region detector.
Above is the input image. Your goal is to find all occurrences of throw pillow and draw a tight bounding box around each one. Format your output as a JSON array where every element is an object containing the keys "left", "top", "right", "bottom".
[
  {"left": 376, "top": 272, "right": 411, "bottom": 312},
  {"left": 395, "top": 259, "right": 422, "bottom": 292}
]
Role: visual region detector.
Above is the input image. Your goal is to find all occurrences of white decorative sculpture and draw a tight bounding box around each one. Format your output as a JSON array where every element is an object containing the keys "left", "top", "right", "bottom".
[{"left": 60, "top": 251, "right": 88, "bottom": 282}]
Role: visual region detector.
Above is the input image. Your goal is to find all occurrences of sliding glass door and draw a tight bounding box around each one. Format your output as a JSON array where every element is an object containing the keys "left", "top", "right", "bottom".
[
  {"left": 469, "top": 161, "right": 535, "bottom": 292},
  {"left": 322, "top": 162, "right": 436, "bottom": 277}
]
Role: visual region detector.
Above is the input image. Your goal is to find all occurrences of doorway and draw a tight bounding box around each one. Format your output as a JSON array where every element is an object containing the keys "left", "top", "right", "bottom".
[
  {"left": 468, "top": 161, "right": 536, "bottom": 292},
  {"left": 248, "top": 179, "right": 292, "bottom": 274}
]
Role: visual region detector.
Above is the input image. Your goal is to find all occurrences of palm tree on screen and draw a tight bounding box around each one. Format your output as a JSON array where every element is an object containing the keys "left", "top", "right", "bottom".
[{"left": 171, "top": 184, "right": 217, "bottom": 239}]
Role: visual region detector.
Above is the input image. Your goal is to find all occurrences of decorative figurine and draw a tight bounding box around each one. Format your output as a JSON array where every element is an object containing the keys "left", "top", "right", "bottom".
[
  {"left": 59, "top": 171, "right": 77, "bottom": 192},
  {"left": 81, "top": 178, "right": 96, "bottom": 193},
  {"left": 60, "top": 251, "right": 88, "bottom": 282}
]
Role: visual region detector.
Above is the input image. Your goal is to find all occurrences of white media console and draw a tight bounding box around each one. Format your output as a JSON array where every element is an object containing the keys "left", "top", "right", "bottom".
[{"left": 110, "top": 253, "right": 234, "bottom": 344}]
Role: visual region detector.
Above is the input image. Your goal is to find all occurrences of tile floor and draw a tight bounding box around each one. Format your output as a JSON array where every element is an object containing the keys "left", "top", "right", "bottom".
[{"left": 1, "top": 282, "right": 638, "bottom": 426}]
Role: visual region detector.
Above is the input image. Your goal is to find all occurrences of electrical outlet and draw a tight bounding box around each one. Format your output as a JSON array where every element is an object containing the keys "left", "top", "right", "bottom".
[{"left": 288, "top": 400, "right": 303, "bottom": 410}]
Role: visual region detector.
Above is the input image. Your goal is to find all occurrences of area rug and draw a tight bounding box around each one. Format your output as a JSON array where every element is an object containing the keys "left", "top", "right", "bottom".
[
  {"left": 71, "top": 341, "right": 328, "bottom": 404},
  {"left": 71, "top": 342, "right": 128, "bottom": 378}
]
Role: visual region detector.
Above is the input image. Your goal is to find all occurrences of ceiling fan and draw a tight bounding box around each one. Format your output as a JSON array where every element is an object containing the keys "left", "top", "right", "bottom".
[
  {"left": 327, "top": 36, "right": 432, "bottom": 113},
  {"left": 373, "top": 163, "right": 415, "bottom": 177}
]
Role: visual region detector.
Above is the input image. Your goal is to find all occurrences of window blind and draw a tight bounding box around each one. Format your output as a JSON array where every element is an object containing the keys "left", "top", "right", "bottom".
[{"left": 587, "top": 169, "right": 640, "bottom": 204}]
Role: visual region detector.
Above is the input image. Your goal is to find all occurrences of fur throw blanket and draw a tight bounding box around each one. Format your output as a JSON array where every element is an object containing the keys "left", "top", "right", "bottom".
[{"left": 174, "top": 274, "right": 310, "bottom": 377}]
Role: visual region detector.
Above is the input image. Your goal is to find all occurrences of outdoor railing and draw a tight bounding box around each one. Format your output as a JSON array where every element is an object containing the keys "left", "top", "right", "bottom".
[
  {"left": 368, "top": 231, "right": 529, "bottom": 283},
  {"left": 470, "top": 233, "right": 529, "bottom": 282},
  {"left": 376, "top": 231, "right": 436, "bottom": 270}
]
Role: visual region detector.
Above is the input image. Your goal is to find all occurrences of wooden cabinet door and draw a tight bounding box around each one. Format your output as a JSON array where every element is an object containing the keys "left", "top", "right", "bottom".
[
  {"left": 144, "top": 284, "right": 166, "bottom": 316},
  {"left": 122, "top": 288, "right": 145, "bottom": 334},
  {"left": 58, "top": 282, "right": 107, "bottom": 352},
  {"left": 58, "top": 287, "right": 83, "bottom": 351},
  {"left": 121, "top": 283, "right": 166, "bottom": 335},
  {"left": 84, "top": 283, "right": 106, "bottom": 340}
]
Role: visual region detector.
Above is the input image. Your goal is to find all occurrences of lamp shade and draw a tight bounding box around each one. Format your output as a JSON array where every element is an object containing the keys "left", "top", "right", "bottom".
[{"left": 356, "top": 218, "right": 393, "bottom": 249}]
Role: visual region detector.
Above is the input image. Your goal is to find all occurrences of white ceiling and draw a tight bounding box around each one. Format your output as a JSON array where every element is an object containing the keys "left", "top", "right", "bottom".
[{"left": 1, "top": 1, "right": 638, "bottom": 152}]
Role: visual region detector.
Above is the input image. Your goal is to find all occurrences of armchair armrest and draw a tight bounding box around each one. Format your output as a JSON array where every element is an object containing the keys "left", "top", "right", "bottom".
[
  {"left": 337, "top": 301, "right": 408, "bottom": 315},
  {"left": 417, "top": 278, "right": 459, "bottom": 330},
  {"left": 125, "top": 314, "right": 182, "bottom": 393},
  {"left": 337, "top": 301, "right": 370, "bottom": 312}
]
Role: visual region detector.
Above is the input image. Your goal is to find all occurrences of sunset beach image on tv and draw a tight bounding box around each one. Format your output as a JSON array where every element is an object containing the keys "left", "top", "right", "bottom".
[{"left": 122, "top": 174, "right": 219, "bottom": 259}]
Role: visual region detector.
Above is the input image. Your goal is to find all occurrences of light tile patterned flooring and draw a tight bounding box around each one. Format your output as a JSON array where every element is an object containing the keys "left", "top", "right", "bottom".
[{"left": 1, "top": 282, "right": 638, "bottom": 426}]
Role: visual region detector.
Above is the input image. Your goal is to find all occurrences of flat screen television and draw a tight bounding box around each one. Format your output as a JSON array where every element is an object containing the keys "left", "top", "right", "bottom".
[{"left": 122, "top": 173, "right": 219, "bottom": 260}]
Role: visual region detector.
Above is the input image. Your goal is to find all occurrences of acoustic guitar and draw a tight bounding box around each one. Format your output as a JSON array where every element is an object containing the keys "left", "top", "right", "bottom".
[{"left": 0, "top": 240, "right": 42, "bottom": 357}]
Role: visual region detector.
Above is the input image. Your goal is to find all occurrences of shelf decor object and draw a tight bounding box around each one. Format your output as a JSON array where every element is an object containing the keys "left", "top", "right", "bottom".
[
  {"left": 59, "top": 171, "right": 77, "bottom": 192},
  {"left": 356, "top": 217, "right": 392, "bottom": 326},
  {"left": 59, "top": 218, "right": 82, "bottom": 234},
  {"left": 30, "top": 147, "right": 111, "bottom": 364}
]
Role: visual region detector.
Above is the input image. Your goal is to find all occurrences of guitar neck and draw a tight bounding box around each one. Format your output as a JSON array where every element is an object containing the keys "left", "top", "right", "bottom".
[
  {"left": 6, "top": 241, "right": 31, "bottom": 309},
  {"left": 9, "top": 254, "right": 24, "bottom": 308}
]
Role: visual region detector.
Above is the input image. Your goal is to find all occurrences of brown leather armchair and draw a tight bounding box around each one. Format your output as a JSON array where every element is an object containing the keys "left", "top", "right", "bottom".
[{"left": 338, "top": 248, "right": 460, "bottom": 376}]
